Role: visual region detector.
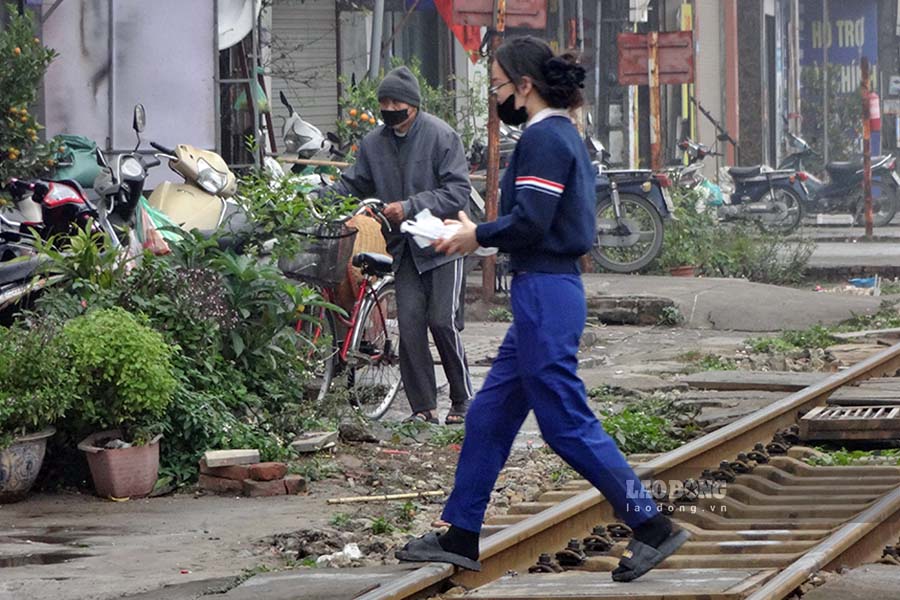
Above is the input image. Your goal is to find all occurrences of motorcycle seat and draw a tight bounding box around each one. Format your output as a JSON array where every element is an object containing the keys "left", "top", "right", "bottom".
[
  {"left": 826, "top": 161, "right": 860, "bottom": 176},
  {"left": 352, "top": 252, "right": 393, "bottom": 277},
  {"left": 728, "top": 166, "right": 762, "bottom": 178},
  {"left": 0, "top": 256, "right": 44, "bottom": 286}
]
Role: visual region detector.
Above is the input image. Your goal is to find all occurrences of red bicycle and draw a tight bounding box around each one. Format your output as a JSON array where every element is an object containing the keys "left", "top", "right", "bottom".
[{"left": 282, "top": 199, "right": 402, "bottom": 419}]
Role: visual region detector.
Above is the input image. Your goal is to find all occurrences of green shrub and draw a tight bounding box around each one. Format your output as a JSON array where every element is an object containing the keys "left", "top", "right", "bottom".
[
  {"left": 0, "top": 321, "right": 75, "bottom": 446},
  {"left": 656, "top": 188, "right": 815, "bottom": 285},
  {"left": 0, "top": 4, "right": 60, "bottom": 189},
  {"left": 336, "top": 58, "right": 487, "bottom": 154},
  {"left": 746, "top": 325, "right": 839, "bottom": 353},
  {"left": 597, "top": 395, "right": 701, "bottom": 454},
  {"left": 61, "top": 307, "right": 177, "bottom": 443}
]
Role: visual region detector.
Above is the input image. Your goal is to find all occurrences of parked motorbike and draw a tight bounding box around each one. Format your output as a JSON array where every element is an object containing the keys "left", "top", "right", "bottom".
[
  {"left": 146, "top": 136, "right": 250, "bottom": 239},
  {"left": 279, "top": 91, "right": 348, "bottom": 172},
  {"left": 588, "top": 134, "right": 672, "bottom": 273},
  {"left": 663, "top": 139, "right": 725, "bottom": 211},
  {"left": 0, "top": 105, "right": 153, "bottom": 321},
  {"left": 777, "top": 131, "right": 898, "bottom": 227},
  {"left": 92, "top": 104, "right": 161, "bottom": 246},
  {"left": 720, "top": 163, "right": 808, "bottom": 232}
]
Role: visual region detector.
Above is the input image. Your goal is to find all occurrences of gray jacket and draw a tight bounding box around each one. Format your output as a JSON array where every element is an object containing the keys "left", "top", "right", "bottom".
[{"left": 329, "top": 112, "right": 471, "bottom": 273}]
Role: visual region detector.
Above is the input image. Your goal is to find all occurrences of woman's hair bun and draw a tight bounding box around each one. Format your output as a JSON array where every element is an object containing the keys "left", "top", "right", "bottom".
[{"left": 543, "top": 54, "right": 586, "bottom": 90}]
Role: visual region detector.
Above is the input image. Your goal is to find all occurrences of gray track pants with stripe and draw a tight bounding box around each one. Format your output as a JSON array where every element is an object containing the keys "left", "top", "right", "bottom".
[{"left": 395, "top": 251, "right": 473, "bottom": 415}]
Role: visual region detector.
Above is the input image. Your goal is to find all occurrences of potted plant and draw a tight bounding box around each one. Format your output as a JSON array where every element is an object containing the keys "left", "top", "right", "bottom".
[
  {"left": 64, "top": 308, "right": 177, "bottom": 499},
  {"left": 658, "top": 189, "right": 716, "bottom": 277},
  {"left": 0, "top": 321, "right": 75, "bottom": 502}
]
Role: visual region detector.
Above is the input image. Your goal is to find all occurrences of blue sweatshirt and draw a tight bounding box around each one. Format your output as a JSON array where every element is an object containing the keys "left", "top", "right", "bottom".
[{"left": 475, "top": 113, "right": 596, "bottom": 274}]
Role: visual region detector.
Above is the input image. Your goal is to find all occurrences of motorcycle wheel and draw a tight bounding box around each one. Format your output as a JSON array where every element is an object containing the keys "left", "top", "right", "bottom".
[
  {"left": 591, "top": 193, "right": 665, "bottom": 273},
  {"left": 756, "top": 187, "right": 804, "bottom": 233},
  {"left": 855, "top": 180, "right": 898, "bottom": 227}
]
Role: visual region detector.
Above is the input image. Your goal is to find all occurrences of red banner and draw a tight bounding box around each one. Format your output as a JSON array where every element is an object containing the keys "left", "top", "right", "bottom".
[{"left": 435, "top": 0, "right": 482, "bottom": 63}]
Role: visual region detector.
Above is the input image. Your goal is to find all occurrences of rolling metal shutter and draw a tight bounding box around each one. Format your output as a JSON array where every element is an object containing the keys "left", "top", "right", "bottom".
[{"left": 270, "top": 0, "right": 340, "bottom": 136}]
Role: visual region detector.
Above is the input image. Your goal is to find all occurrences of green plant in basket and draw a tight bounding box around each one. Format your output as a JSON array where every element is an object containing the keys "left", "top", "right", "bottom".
[
  {"left": 61, "top": 307, "right": 177, "bottom": 444},
  {"left": 0, "top": 320, "right": 75, "bottom": 448}
]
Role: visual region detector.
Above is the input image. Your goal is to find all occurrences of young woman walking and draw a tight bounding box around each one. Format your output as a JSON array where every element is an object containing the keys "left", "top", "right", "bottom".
[{"left": 395, "top": 36, "right": 689, "bottom": 582}]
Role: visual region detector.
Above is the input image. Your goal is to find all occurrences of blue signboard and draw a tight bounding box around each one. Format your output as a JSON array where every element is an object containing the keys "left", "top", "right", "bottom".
[
  {"left": 799, "top": 0, "right": 878, "bottom": 92},
  {"left": 799, "top": 0, "right": 880, "bottom": 152}
]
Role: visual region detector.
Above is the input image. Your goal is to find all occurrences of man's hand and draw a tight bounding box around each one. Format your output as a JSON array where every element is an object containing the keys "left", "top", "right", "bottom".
[
  {"left": 434, "top": 211, "right": 480, "bottom": 256},
  {"left": 383, "top": 202, "right": 405, "bottom": 224}
]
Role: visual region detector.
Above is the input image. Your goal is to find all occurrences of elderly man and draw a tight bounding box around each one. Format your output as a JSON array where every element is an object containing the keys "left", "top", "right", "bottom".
[{"left": 326, "top": 66, "right": 474, "bottom": 425}]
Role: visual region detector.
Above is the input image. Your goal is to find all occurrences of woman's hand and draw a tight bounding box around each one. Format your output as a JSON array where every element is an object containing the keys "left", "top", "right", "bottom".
[{"left": 434, "top": 211, "right": 480, "bottom": 255}]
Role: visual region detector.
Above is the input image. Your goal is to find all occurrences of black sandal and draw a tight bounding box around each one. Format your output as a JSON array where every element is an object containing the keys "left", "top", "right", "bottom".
[
  {"left": 395, "top": 532, "right": 481, "bottom": 571},
  {"left": 403, "top": 411, "right": 438, "bottom": 424},
  {"left": 611, "top": 528, "right": 691, "bottom": 582},
  {"left": 444, "top": 413, "right": 465, "bottom": 425}
]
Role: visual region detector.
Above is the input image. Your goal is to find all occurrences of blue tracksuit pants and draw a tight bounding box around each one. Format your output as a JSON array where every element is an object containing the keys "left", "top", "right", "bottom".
[{"left": 441, "top": 273, "right": 659, "bottom": 532}]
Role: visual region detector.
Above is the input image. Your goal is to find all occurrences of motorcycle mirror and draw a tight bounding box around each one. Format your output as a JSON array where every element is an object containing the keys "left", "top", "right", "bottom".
[
  {"left": 133, "top": 104, "right": 146, "bottom": 134},
  {"left": 326, "top": 131, "right": 342, "bottom": 145},
  {"left": 716, "top": 133, "right": 730, "bottom": 141}
]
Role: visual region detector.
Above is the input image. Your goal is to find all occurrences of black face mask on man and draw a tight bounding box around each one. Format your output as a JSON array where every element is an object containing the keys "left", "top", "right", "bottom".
[
  {"left": 381, "top": 109, "right": 409, "bottom": 128},
  {"left": 497, "top": 94, "right": 528, "bottom": 126}
]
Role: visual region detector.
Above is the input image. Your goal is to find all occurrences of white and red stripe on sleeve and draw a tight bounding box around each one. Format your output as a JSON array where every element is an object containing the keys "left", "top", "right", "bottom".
[{"left": 515, "top": 176, "right": 565, "bottom": 197}]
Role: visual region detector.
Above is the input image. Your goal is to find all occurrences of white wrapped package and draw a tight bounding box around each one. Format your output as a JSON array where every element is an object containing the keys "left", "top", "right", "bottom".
[{"left": 400, "top": 209, "right": 498, "bottom": 256}]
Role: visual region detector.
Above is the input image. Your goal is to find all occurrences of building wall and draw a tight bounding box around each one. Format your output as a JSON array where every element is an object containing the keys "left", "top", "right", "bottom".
[
  {"left": 269, "top": 0, "right": 340, "bottom": 135},
  {"left": 693, "top": 0, "right": 726, "bottom": 175},
  {"left": 738, "top": 1, "right": 765, "bottom": 165}
]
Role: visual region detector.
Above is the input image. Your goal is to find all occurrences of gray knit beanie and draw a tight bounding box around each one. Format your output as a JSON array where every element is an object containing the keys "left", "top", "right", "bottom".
[{"left": 377, "top": 66, "right": 421, "bottom": 107}]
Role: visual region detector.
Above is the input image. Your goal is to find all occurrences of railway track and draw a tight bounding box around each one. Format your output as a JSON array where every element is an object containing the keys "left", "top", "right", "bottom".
[{"left": 355, "top": 341, "right": 900, "bottom": 600}]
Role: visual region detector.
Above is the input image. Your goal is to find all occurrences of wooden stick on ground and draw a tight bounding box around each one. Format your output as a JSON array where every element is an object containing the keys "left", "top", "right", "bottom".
[{"left": 326, "top": 490, "right": 444, "bottom": 504}]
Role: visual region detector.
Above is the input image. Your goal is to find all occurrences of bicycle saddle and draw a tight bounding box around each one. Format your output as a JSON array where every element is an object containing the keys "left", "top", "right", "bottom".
[{"left": 352, "top": 252, "right": 393, "bottom": 277}]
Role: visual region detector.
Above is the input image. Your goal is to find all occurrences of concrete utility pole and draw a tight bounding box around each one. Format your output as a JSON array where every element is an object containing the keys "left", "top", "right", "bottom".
[
  {"left": 369, "top": 0, "right": 385, "bottom": 79},
  {"left": 862, "top": 57, "right": 873, "bottom": 239},
  {"left": 483, "top": 0, "right": 506, "bottom": 302},
  {"left": 823, "top": 0, "right": 830, "bottom": 164}
]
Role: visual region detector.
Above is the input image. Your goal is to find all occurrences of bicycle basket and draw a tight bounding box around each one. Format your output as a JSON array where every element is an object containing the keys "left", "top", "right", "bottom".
[{"left": 279, "top": 222, "right": 358, "bottom": 286}]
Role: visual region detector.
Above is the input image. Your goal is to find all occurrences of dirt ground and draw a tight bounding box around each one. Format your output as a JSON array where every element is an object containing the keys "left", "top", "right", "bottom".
[{"left": 0, "top": 321, "right": 758, "bottom": 600}]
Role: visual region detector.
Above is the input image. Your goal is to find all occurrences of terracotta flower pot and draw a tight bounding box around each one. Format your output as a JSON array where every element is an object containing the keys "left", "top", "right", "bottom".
[
  {"left": 0, "top": 427, "right": 55, "bottom": 503},
  {"left": 78, "top": 430, "right": 162, "bottom": 499},
  {"left": 669, "top": 265, "right": 698, "bottom": 277}
]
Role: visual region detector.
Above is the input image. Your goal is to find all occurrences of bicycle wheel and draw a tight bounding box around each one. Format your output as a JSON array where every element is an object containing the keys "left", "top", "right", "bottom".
[
  {"left": 345, "top": 281, "right": 402, "bottom": 419},
  {"left": 591, "top": 193, "right": 665, "bottom": 273},
  {"left": 295, "top": 302, "right": 338, "bottom": 403}
]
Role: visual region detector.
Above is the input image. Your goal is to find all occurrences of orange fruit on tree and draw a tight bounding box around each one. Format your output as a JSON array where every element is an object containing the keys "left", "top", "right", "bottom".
[
  {"left": 349, "top": 108, "right": 358, "bottom": 117},
  {"left": 13, "top": 47, "right": 21, "bottom": 56}
]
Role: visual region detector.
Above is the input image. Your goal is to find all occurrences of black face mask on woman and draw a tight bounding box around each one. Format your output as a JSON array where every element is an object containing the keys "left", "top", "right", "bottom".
[
  {"left": 497, "top": 94, "right": 528, "bottom": 126},
  {"left": 381, "top": 109, "right": 409, "bottom": 128}
]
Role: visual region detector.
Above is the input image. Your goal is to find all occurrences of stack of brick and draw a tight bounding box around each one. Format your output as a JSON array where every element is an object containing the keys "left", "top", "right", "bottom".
[{"left": 198, "top": 450, "right": 306, "bottom": 497}]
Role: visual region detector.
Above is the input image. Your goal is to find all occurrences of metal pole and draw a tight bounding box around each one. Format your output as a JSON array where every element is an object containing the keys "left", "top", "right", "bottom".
[
  {"left": 724, "top": 0, "right": 739, "bottom": 165},
  {"left": 649, "top": 32, "right": 661, "bottom": 170},
  {"left": 369, "top": 0, "right": 385, "bottom": 78},
  {"left": 791, "top": 0, "right": 801, "bottom": 134},
  {"left": 483, "top": 0, "right": 506, "bottom": 303},
  {"left": 823, "top": 0, "right": 829, "bottom": 164},
  {"left": 594, "top": 0, "right": 601, "bottom": 128},
  {"left": 575, "top": 0, "right": 584, "bottom": 52},
  {"left": 862, "top": 57, "right": 873, "bottom": 239},
  {"left": 557, "top": 0, "right": 565, "bottom": 50}
]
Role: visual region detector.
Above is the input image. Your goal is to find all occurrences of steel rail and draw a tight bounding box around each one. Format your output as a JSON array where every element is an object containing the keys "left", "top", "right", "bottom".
[{"left": 356, "top": 342, "right": 900, "bottom": 600}]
